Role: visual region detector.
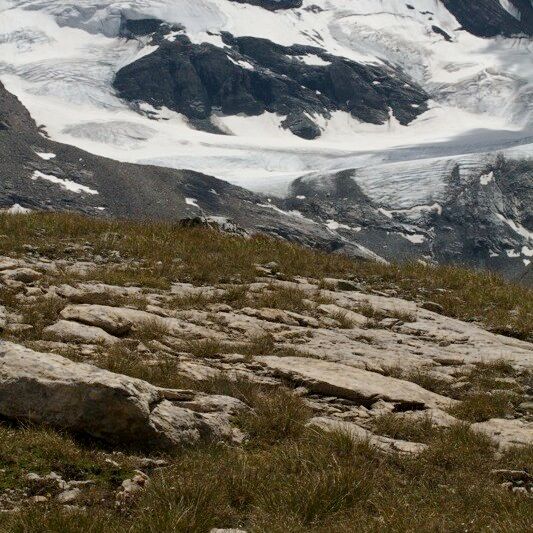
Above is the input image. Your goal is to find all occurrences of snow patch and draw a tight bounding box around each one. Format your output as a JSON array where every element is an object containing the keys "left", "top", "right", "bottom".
[
  {"left": 185, "top": 197, "right": 199, "bottom": 208},
  {"left": 30, "top": 170, "right": 98, "bottom": 195},
  {"left": 228, "top": 56, "right": 255, "bottom": 70},
  {"left": 4, "top": 203, "right": 31, "bottom": 214},
  {"left": 164, "top": 31, "right": 182, "bottom": 42},
  {"left": 499, "top": 0, "right": 522, "bottom": 20},
  {"left": 496, "top": 214, "right": 533, "bottom": 241},
  {"left": 479, "top": 171, "right": 494, "bottom": 185},
  {"left": 326, "top": 219, "right": 349, "bottom": 230},
  {"left": 378, "top": 207, "right": 393, "bottom": 219},
  {"left": 400, "top": 233, "right": 426, "bottom": 244},
  {"left": 295, "top": 54, "right": 331, "bottom": 66},
  {"left": 258, "top": 203, "right": 314, "bottom": 222},
  {"left": 35, "top": 151, "right": 56, "bottom": 160}
]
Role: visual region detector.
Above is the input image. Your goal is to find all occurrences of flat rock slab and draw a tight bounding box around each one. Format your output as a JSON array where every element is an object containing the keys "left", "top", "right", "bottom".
[
  {"left": 1, "top": 267, "right": 42, "bottom": 283},
  {"left": 241, "top": 307, "right": 300, "bottom": 326},
  {"left": 472, "top": 418, "right": 533, "bottom": 450},
  {"left": 257, "top": 356, "right": 455, "bottom": 409},
  {"left": 317, "top": 304, "right": 368, "bottom": 327},
  {"left": 60, "top": 304, "right": 220, "bottom": 339},
  {"left": 44, "top": 320, "right": 120, "bottom": 345},
  {"left": 0, "top": 341, "right": 243, "bottom": 449},
  {"left": 308, "top": 417, "right": 427, "bottom": 455},
  {"left": 60, "top": 304, "right": 140, "bottom": 335},
  {"left": 55, "top": 283, "right": 143, "bottom": 303}
]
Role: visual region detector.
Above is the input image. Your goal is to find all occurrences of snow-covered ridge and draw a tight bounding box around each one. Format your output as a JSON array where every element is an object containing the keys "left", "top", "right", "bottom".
[{"left": 0, "top": 0, "right": 532, "bottom": 201}]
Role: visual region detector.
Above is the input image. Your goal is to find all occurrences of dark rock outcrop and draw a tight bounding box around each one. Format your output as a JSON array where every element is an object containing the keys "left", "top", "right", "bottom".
[
  {"left": 228, "top": 0, "right": 302, "bottom": 10},
  {"left": 113, "top": 31, "right": 428, "bottom": 138},
  {"left": 443, "top": 0, "right": 533, "bottom": 37},
  {"left": 285, "top": 159, "right": 533, "bottom": 282}
]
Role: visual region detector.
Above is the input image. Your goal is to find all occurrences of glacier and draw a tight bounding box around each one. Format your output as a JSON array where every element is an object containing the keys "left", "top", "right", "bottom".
[
  {"left": 0, "top": 0, "right": 532, "bottom": 193},
  {"left": 0, "top": 0, "right": 532, "bottom": 279}
]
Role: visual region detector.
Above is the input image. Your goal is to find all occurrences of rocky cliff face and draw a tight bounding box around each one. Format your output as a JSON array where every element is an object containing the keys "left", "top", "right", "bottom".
[
  {"left": 443, "top": 0, "right": 533, "bottom": 37},
  {"left": 282, "top": 158, "right": 533, "bottom": 282},
  {"left": 113, "top": 26, "right": 428, "bottom": 139}
]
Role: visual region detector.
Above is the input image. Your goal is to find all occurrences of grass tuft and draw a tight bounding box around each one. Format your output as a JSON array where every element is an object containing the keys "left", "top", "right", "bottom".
[{"left": 448, "top": 392, "right": 517, "bottom": 423}]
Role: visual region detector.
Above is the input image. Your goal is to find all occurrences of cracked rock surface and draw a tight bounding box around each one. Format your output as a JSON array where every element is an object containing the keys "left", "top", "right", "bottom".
[{"left": 0, "top": 247, "right": 531, "bottom": 453}]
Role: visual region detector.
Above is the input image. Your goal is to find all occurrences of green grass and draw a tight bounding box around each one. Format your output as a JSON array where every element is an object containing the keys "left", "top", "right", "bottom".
[
  {"left": 0, "top": 212, "right": 532, "bottom": 530},
  {"left": 131, "top": 319, "right": 172, "bottom": 343},
  {"left": 371, "top": 412, "right": 438, "bottom": 444},
  {"left": 252, "top": 286, "right": 313, "bottom": 313},
  {"left": 328, "top": 310, "right": 356, "bottom": 329},
  {"left": 0, "top": 423, "right": 136, "bottom": 507},
  {"left": 0, "top": 293, "right": 65, "bottom": 342},
  {"left": 448, "top": 391, "right": 518, "bottom": 423},
  {"left": 1, "top": 421, "right": 531, "bottom": 532},
  {"left": 0, "top": 341, "right": 531, "bottom": 531}
]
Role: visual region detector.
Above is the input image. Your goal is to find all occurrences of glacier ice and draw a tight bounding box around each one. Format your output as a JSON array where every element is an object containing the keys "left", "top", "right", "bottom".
[{"left": 0, "top": 0, "right": 531, "bottom": 209}]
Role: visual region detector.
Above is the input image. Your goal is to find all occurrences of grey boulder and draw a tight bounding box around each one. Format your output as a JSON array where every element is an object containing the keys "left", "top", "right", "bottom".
[{"left": 0, "top": 341, "right": 244, "bottom": 449}]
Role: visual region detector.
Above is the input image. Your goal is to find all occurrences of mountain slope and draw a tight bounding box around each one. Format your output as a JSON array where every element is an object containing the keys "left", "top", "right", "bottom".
[
  {"left": 0, "top": 211, "right": 531, "bottom": 529},
  {"left": 0, "top": 0, "right": 532, "bottom": 280},
  {"left": 2, "top": 1, "right": 531, "bottom": 183},
  {"left": 0, "top": 81, "right": 386, "bottom": 261}
]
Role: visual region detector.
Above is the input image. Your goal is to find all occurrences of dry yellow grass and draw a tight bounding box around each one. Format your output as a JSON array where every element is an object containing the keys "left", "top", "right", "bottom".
[
  {"left": 3, "top": 212, "right": 530, "bottom": 339},
  {"left": 1, "top": 212, "right": 532, "bottom": 531},
  {"left": 1, "top": 409, "right": 532, "bottom": 532}
]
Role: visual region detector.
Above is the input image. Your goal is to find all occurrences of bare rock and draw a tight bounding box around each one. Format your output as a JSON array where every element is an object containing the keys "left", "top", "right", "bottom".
[
  {"left": 60, "top": 304, "right": 134, "bottom": 335},
  {"left": 1, "top": 268, "right": 42, "bottom": 283},
  {"left": 44, "top": 320, "right": 120, "bottom": 345},
  {"left": 491, "top": 469, "right": 532, "bottom": 483},
  {"left": 55, "top": 283, "right": 142, "bottom": 303},
  {"left": 210, "top": 529, "right": 248, "bottom": 533},
  {"left": 241, "top": 307, "right": 299, "bottom": 326},
  {"left": 60, "top": 304, "right": 220, "bottom": 339},
  {"left": 56, "top": 488, "right": 81, "bottom": 504},
  {"left": 257, "top": 356, "right": 455, "bottom": 410},
  {"left": 421, "top": 301, "right": 445, "bottom": 314},
  {"left": 179, "top": 361, "right": 221, "bottom": 381},
  {"left": 399, "top": 408, "right": 458, "bottom": 428},
  {"left": 0, "top": 341, "right": 243, "bottom": 449},
  {"left": 433, "top": 356, "right": 466, "bottom": 366},
  {"left": 284, "top": 311, "right": 320, "bottom": 328},
  {"left": 0, "top": 257, "right": 24, "bottom": 271},
  {"left": 309, "top": 417, "right": 428, "bottom": 455},
  {"left": 471, "top": 418, "right": 533, "bottom": 450},
  {"left": 317, "top": 304, "right": 367, "bottom": 327},
  {"left": 323, "top": 278, "right": 361, "bottom": 291},
  {"left": 116, "top": 471, "right": 149, "bottom": 506}
]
